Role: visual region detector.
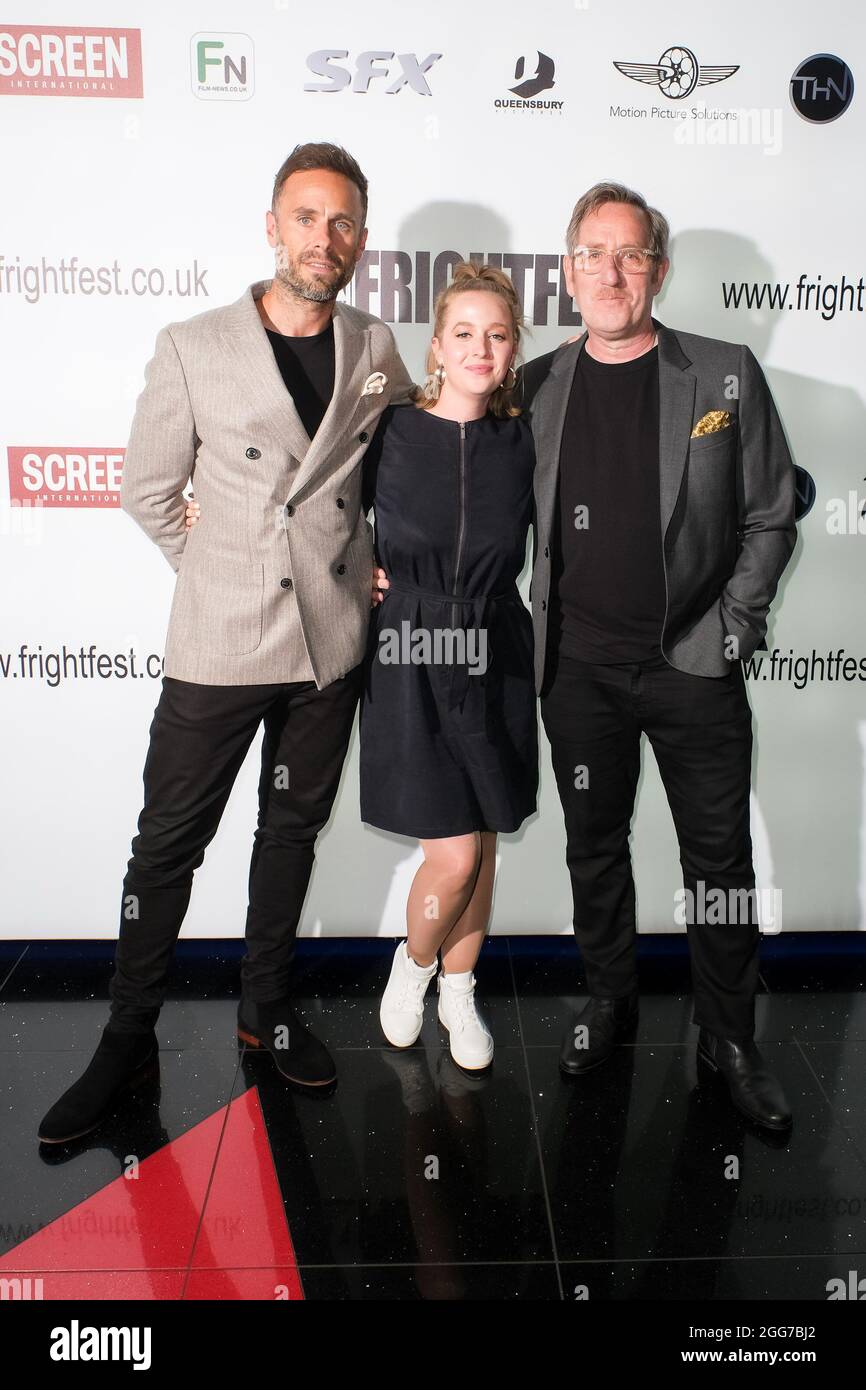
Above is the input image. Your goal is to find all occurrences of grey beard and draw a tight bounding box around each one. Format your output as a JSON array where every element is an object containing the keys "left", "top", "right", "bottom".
[
  {"left": 275, "top": 266, "right": 340, "bottom": 302},
  {"left": 273, "top": 255, "right": 354, "bottom": 304}
]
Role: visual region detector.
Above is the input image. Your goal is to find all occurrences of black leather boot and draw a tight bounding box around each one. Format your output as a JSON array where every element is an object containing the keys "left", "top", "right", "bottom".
[
  {"left": 237, "top": 997, "right": 336, "bottom": 1088},
  {"left": 559, "top": 992, "right": 639, "bottom": 1075},
  {"left": 38, "top": 1025, "right": 159, "bottom": 1144},
  {"left": 697, "top": 1029, "right": 792, "bottom": 1130}
]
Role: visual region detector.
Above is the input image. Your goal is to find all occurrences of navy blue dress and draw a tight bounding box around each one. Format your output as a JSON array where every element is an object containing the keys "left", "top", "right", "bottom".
[{"left": 358, "top": 403, "right": 538, "bottom": 838}]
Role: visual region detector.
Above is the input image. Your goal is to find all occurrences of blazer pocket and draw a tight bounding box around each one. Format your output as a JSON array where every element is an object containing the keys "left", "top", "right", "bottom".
[
  {"left": 175, "top": 554, "right": 264, "bottom": 656},
  {"left": 688, "top": 422, "right": 735, "bottom": 453}
]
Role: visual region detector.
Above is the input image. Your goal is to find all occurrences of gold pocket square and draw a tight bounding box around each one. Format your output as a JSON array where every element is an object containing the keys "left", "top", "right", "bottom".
[{"left": 691, "top": 410, "right": 731, "bottom": 438}]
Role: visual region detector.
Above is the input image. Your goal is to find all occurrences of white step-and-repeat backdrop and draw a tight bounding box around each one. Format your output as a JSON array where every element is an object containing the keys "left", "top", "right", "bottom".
[{"left": 2, "top": 2, "right": 864, "bottom": 939}]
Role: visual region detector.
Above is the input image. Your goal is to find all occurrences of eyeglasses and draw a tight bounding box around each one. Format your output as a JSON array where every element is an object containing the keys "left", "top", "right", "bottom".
[{"left": 571, "top": 246, "right": 657, "bottom": 274}]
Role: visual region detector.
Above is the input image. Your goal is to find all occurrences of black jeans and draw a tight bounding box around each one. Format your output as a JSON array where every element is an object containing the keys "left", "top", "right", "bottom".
[
  {"left": 108, "top": 666, "right": 363, "bottom": 1032},
  {"left": 540, "top": 651, "right": 759, "bottom": 1040}
]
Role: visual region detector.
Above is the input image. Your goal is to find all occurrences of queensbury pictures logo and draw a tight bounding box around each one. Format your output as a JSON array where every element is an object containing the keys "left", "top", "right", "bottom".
[
  {"left": 614, "top": 45, "right": 738, "bottom": 100},
  {"left": 304, "top": 51, "right": 441, "bottom": 95},
  {"left": 496, "top": 51, "right": 562, "bottom": 112},
  {"left": 790, "top": 54, "right": 854, "bottom": 123},
  {"left": 191, "top": 33, "right": 254, "bottom": 101},
  {"left": 511, "top": 51, "right": 554, "bottom": 98},
  {"left": 0, "top": 26, "right": 142, "bottom": 97}
]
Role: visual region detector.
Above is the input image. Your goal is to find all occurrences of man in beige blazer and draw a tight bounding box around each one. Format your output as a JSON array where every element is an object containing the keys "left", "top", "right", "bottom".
[{"left": 39, "top": 143, "right": 414, "bottom": 1144}]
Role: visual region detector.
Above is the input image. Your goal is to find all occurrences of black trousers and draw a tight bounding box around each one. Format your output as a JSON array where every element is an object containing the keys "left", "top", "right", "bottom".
[
  {"left": 540, "top": 651, "right": 759, "bottom": 1040},
  {"left": 108, "top": 666, "right": 363, "bottom": 1033}
]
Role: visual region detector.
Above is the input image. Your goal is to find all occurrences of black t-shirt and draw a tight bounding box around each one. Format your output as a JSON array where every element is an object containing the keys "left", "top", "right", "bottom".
[
  {"left": 266, "top": 320, "right": 335, "bottom": 440},
  {"left": 549, "top": 344, "right": 667, "bottom": 665}
]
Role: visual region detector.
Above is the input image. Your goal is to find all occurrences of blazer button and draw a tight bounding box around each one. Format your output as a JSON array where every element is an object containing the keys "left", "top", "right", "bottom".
[
  {"left": 336, "top": 497, "right": 345, "bottom": 509},
  {"left": 337, "top": 564, "right": 347, "bottom": 575},
  {"left": 541, "top": 599, "right": 546, "bottom": 611},
  {"left": 544, "top": 546, "right": 549, "bottom": 558},
  {"left": 245, "top": 446, "right": 261, "bottom": 460},
  {"left": 280, "top": 577, "right": 293, "bottom": 589},
  {"left": 359, "top": 431, "right": 369, "bottom": 443},
  {"left": 286, "top": 504, "right": 295, "bottom": 517}
]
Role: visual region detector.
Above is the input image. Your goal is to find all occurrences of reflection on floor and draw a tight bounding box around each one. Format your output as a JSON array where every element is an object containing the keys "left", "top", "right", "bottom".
[{"left": 1, "top": 935, "right": 864, "bottom": 1301}]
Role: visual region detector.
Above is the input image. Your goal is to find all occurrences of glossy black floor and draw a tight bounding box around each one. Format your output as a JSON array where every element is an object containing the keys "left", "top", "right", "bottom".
[{"left": 1, "top": 934, "right": 865, "bottom": 1301}]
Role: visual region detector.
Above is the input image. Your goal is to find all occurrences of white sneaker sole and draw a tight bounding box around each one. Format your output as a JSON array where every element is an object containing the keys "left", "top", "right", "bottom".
[
  {"left": 437, "top": 1008, "right": 494, "bottom": 1070},
  {"left": 380, "top": 1007, "right": 424, "bottom": 1049}
]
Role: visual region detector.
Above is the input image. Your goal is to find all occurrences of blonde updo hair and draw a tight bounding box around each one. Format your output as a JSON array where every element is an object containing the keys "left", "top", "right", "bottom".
[{"left": 415, "top": 261, "right": 524, "bottom": 418}]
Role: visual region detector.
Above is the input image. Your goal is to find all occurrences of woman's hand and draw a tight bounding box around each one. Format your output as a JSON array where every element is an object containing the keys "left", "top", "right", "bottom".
[
  {"left": 185, "top": 494, "right": 200, "bottom": 530},
  {"left": 372, "top": 565, "right": 390, "bottom": 607}
]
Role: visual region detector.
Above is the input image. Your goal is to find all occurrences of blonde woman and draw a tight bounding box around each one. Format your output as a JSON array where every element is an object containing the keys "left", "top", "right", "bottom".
[{"left": 359, "top": 263, "right": 537, "bottom": 1069}]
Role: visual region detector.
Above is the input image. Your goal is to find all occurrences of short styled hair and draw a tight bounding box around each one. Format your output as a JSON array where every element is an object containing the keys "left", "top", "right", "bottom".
[
  {"left": 271, "top": 143, "right": 369, "bottom": 229},
  {"left": 565, "top": 181, "right": 669, "bottom": 260}
]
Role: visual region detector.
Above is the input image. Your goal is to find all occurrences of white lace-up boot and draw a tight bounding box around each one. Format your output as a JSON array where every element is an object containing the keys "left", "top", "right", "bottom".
[
  {"left": 380, "top": 941, "right": 438, "bottom": 1047},
  {"left": 437, "top": 969, "right": 494, "bottom": 1070}
]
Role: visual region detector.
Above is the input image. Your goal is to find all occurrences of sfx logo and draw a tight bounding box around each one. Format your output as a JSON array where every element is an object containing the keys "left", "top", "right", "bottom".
[
  {"left": 304, "top": 50, "right": 441, "bottom": 95},
  {"left": 614, "top": 44, "right": 738, "bottom": 100}
]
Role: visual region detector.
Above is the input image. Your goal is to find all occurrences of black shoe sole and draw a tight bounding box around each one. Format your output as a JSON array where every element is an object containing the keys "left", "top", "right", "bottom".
[
  {"left": 237, "top": 1023, "right": 336, "bottom": 1089},
  {"left": 696, "top": 1047, "right": 793, "bottom": 1131},
  {"left": 559, "top": 1051, "right": 615, "bottom": 1076},
  {"left": 37, "top": 1047, "right": 160, "bottom": 1145}
]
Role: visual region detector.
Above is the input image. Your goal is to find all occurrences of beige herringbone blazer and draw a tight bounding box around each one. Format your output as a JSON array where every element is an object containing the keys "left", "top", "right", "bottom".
[{"left": 121, "top": 280, "right": 415, "bottom": 686}]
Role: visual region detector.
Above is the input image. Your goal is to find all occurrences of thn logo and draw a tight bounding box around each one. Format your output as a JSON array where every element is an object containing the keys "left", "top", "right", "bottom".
[
  {"left": 191, "top": 33, "right": 254, "bottom": 101},
  {"left": 510, "top": 51, "right": 555, "bottom": 98},
  {"left": 614, "top": 45, "right": 738, "bottom": 100},
  {"left": 790, "top": 54, "right": 854, "bottom": 123},
  {"left": 304, "top": 51, "right": 442, "bottom": 95},
  {"left": 794, "top": 466, "right": 816, "bottom": 521}
]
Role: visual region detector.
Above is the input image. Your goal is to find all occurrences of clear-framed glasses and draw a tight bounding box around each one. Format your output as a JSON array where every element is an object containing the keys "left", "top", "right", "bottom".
[{"left": 571, "top": 246, "right": 657, "bottom": 274}]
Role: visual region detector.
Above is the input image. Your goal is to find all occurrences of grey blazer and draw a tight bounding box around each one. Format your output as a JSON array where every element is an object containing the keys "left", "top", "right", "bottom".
[
  {"left": 520, "top": 318, "right": 797, "bottom": 692},
  {"left": 121, "top": 280, "right": 415, "bottom": 687}
]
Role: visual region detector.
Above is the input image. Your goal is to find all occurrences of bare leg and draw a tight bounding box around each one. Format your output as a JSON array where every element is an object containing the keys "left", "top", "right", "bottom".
[
  {"left": 406, "top": 833, "right": 482, "bottom": 967},
  {"left": 440, "top": 831, "right": 497, "bottom": 974}
]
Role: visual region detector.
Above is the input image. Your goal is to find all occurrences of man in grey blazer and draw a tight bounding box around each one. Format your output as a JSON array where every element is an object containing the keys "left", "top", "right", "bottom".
[
  {"left": 39, "top": 143, "right": 414, "bottom": 1143},
  {"left": 521, "top": 182, "right": 796, "bottom": 1131}
]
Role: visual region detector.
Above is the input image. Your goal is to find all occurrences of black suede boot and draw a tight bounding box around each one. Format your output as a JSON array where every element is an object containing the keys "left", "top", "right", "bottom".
[
  {"left": 237, "top": 997, "right": 336, "bottom": 1088},
  {"left": 559, "top": 992, "right": 639, "bottom": 1075},
  {"left": 38, "top": 1025, "right": 159, "bottom": 1144}
]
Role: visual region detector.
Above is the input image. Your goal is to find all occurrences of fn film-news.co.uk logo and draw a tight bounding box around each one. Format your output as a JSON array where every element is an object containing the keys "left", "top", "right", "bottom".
[{"left": 190, "top": 33, "right": 254, "bottom": 101}]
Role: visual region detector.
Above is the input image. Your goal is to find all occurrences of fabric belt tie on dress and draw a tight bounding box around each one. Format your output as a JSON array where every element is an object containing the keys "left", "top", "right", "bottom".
[{"left": 383, "top": 578, "right": 519, "bottom": 712}]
